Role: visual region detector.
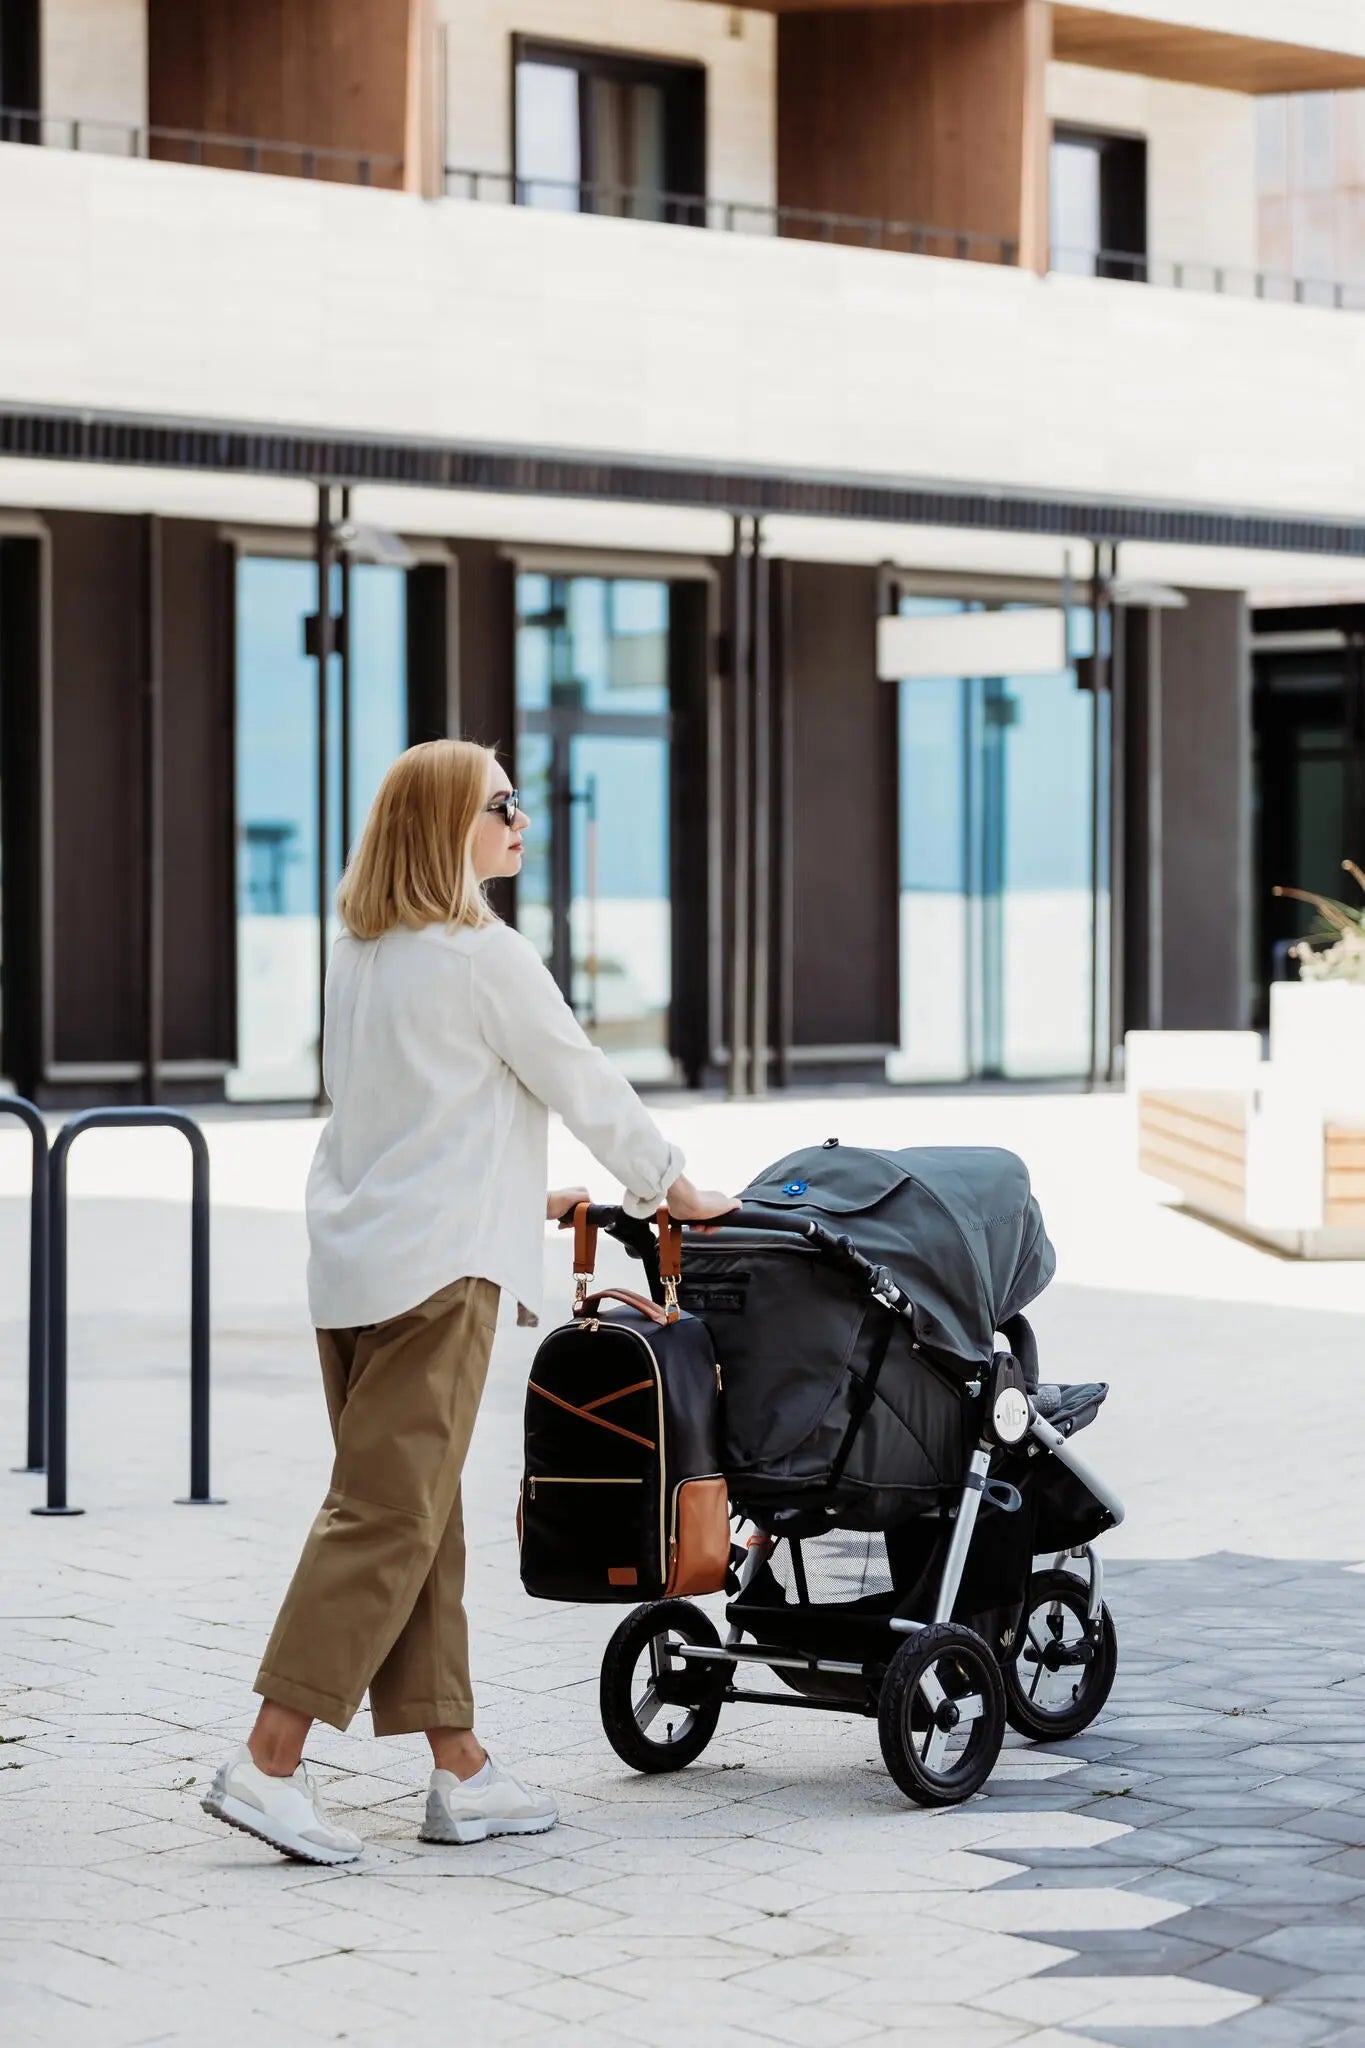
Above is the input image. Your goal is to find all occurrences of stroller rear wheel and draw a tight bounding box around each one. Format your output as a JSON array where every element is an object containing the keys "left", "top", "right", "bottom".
[
  {"left": 1003, "top": 1567, "right": 1118, "bottom": 1742},
  {"left": 878, "top": 1622, "right": 1006, "bottom": 1807},
  {"left": 600, "top": 1600, "right": 725, "bottom": 1774}
]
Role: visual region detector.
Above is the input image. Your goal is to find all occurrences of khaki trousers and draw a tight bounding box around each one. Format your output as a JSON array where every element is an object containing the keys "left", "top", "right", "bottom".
[{"left": 255, "top": 1276, "right": 500, "bottom": 1737}]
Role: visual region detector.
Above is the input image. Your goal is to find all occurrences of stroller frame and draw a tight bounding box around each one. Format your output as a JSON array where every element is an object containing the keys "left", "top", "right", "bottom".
[{"left": 583, "top": 1202, "right": 1127, "bottom": 1803}]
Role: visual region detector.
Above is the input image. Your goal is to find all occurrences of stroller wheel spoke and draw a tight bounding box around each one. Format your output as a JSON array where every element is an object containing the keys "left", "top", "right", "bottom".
[
  {"left": 921, "top": 1723, "right": 950, "bottom": 1774},
  {"left": 633, "top": 1686, "right": 665, "bottom": 1731},
  {"left": 956, "top": 1693, "right": 984, "bottom": 1725},
  {"left": 916, "top": 1665, "right": 949, "bottom": 1716}
]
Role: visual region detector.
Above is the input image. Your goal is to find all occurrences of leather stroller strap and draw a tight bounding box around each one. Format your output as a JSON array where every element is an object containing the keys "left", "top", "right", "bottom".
[
  {"left": 572, "top": 1202, "right": 598, "bottom": 1279},
  {"left": 656, "top": 1209, "right": 683, "bottom": 1280},
  {"left": 656, "top": 1208, "right": 683, "bottom": 1322}
]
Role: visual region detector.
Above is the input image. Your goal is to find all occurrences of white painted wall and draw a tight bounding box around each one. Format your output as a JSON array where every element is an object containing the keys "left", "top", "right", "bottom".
[
  {"left": 439, "top": 0, "right": 775, "bottom": 210},
  {"left": 1053, "top": 0, "right": 1365, "bottom": 61},
  {"left": 42, "top": 0, "right": 147, "bottom": 140},
  {"left": 4, "top": 145, "right": 1365, "bottom": 528},
  {"left": 1049, "top": 61, "right": 1258, "bottom": 273}
]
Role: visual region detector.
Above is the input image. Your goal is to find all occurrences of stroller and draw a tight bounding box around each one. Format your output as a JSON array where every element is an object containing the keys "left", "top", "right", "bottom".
[{"left": 579, "top": 1143, "right": 1124, "bottom": 1808}]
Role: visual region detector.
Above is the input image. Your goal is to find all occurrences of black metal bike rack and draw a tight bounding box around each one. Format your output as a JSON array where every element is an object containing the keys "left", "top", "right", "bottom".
[
  {"left": 0, "top": 1096, "right": 49, "bottom": 1475},
  {"left": 34, "top": 1108, "right": 225, "bottom": 1517}
]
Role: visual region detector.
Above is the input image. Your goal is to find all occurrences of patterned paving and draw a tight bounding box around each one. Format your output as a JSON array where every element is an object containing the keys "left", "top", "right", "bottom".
[{"left": 0, "top": 1106, "right": 1363, "bottom": 2047}]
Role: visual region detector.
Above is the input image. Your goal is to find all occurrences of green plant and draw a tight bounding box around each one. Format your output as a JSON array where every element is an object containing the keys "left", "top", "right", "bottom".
[{"left": 1273, "top": 861, "right": 1365, "bottom": 984}]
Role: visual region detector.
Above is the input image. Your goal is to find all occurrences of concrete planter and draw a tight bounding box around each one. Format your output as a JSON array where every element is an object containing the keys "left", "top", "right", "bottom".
[{"left": 1269, "top": 979, "right": 1365, "bottom": 1113}]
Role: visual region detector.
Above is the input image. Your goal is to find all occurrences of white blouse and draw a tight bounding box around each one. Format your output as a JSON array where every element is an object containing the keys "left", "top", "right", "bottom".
[{"left": 304, "top": 920, "right": 685, "bottom": 1330}]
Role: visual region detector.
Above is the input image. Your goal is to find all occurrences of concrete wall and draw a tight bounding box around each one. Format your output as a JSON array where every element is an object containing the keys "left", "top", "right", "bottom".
[
  {"left": 5, "top": 145, "right": 1365, "bottom": 526},
  {"left": 1049, "top": 59, "right": 1258, "bottom": 272},
  {"left": 42, "top": 0, "right": 147, "bottom": 136},
  {"left": 1158, "top": 588, "right": 1251, "bottom": 1029},
  {"left": 440, "top": 0, "right": 775, "bottom": 210},
  {"left": 1258, "top": 91, "right": 1365, "bottom": 288}
]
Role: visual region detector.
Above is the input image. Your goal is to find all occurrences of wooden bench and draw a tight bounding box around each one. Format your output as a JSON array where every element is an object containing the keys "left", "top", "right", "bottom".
[{"left": 1138, "top": 1089, "right": 1365, "bottom": 1257}]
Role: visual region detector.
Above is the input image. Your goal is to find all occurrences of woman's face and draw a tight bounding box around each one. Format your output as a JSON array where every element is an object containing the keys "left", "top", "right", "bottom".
[{"left": 473, "top": 762, "right": 527, "bottom": 882}]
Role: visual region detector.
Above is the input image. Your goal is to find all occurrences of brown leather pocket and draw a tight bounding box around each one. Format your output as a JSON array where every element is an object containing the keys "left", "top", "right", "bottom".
[{"left": 664, "top": 1476, "right": 730, "bottom": 1598}]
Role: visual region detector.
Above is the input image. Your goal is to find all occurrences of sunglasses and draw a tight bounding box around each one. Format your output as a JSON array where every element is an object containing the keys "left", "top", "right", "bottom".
[{"left": 486, "top": 790, "right": 522, "bottom": 828}]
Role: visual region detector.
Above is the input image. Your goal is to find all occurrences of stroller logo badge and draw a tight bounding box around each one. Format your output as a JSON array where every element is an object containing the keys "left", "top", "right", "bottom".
[
  {"left": 783, "top": 1180, "right": 808, "bottom": 1197},
  {"left": 993, "top": 1387, "right": 1031, "bottom": 1444}
]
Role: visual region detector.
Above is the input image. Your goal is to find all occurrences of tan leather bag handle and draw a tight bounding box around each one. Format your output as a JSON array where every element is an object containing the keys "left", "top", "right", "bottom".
[{"left": 575, "top": 1287, "right": 671, "bottom": 1327}]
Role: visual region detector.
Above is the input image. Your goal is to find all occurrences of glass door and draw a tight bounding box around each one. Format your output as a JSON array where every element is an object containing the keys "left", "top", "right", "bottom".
[
  {"left": 516, "top": 574, "right": 675, "bottom": 1083},
  {"left": 893, "top": 599, "right": 1103, "bottom": 1082},
  {"left": 230, "top": 556, "right": 407, "bottom": 1101}
]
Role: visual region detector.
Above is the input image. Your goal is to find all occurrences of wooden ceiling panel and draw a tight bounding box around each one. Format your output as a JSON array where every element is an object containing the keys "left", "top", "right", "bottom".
[{"left": 1052, "top": 9, "right": 1365, "bottom": 93}]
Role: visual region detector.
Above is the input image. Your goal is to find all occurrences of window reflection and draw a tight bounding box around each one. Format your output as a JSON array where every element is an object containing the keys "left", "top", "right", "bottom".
[
  {"left": 230, "top": 558, "right": 407, "bottom": 1102},
  {"left": 892, "top": 596, "right": 1102, "bottom": 1083},
  {"left": 515, "top": 573, "right": 674, "bottom": 1083}
]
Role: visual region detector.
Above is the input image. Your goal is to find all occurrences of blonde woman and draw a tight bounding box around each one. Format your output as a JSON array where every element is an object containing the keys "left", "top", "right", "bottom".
[{"left": 205, "top": 740, "right": 735, "bottom": 1862}]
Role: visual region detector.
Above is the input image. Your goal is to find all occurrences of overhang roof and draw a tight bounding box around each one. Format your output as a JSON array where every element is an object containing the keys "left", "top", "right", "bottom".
[
  {"left": 725, "top": 0, "right": 1365, "bottom": 94},
  {"left": 4, "top": 403, "right": 1365, "bottom": 559}
]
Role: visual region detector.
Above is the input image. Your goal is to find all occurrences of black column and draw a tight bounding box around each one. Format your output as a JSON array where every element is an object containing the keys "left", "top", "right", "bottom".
[
  {"left": 141, "top": 514, "right": 164, "bottom": 1103},
  {"left": 727, "top": 516, "right": 751, "bottom": 1099}
]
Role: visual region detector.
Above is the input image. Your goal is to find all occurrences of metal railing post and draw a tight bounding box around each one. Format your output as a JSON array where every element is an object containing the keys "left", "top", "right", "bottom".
[
  {"left": 32, "top": 1108, "right": 224, "bottom": 1517},
  {"left": 0, "top": 1098, "right": 49, "bottom": 1474}
]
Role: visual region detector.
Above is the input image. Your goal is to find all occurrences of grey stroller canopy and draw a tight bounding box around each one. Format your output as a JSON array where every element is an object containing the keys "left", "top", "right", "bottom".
[
  {"left": 743, "top": 1143, "right": 1056, "bottom": 1370},
  {"left": 678, "top": 1142, "right": 1057, "bottom": 1530}
]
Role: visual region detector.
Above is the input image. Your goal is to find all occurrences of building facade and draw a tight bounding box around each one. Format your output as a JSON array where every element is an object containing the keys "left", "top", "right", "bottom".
[{"left": 3, "top": 0, "right": 1365, "bottom": 1106}]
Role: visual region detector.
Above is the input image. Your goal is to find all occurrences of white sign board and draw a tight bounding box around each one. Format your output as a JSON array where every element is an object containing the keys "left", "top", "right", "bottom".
[{"left": 877, "top": 607, "right": 1069, "bottom": 682}]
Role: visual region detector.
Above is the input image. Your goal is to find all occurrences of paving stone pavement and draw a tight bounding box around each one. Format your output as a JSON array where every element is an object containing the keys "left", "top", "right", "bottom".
[{"left": 1, "top": 1103, "right": 1363, "bottom": 2048}]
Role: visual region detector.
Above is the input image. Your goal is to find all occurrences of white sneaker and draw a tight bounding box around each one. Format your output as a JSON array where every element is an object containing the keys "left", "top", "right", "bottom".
[
  {"left": 201, "top": 1746, "right": 363, "bottom": 1865},
  {"left": 420, "top": 1757, "right": 558, "bottom": 1845}
]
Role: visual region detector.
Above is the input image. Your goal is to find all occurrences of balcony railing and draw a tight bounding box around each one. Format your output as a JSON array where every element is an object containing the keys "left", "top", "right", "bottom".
[
  {"left": 444, "top": 166, "right": 1364, "bottom": 315},
  {"left": 0, "top": 107, "right": 400, "bottom": 187},
  {"left": 6, "top": 109, "right": 1361, "bottom": 314},
  {"left": 1052, "top": 244, "right": 1365, "bottom": 312},
  {"left": 442, "top": 167, "right": 1019, "bottom": 266}
]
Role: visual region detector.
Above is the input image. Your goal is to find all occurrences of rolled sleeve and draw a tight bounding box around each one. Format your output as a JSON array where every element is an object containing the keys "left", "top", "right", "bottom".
[{"left": 471, "top": 927, "right": 685, "bottom": 1210}]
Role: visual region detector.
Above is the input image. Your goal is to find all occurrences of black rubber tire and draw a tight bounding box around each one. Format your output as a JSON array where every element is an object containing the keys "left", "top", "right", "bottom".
[
  {"left": 600, "top": 1600, "right": 725, "bottom": 1774},
  {"left": 877, "top": 1622, "right": 1006, "bottom": 1807},
  {"left": 1003, "top": 1568, "right": 1118, "bottom": 1742}
]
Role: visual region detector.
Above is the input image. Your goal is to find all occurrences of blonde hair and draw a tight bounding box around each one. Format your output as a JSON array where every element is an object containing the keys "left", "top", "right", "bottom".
[{"left": 336, "top": 739, "right": 501, "bottom": 940}]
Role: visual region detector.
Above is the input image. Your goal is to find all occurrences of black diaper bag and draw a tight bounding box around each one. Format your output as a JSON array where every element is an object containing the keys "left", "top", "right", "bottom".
[{"left": 519, "top": 1208, "right": 731, "bottom": 1604}]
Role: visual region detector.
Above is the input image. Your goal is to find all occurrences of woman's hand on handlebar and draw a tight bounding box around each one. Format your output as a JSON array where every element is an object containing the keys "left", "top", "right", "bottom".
[
  {"left": 546, "top": 1185, "right": 592, "bottom": 1223},
  {"left": 665, "top": 1174, "right": 741, "bottom": 1224}
]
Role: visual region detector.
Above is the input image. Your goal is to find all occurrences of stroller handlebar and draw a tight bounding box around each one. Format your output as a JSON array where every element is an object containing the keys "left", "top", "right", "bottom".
[
  {"left": 561, "top": 1203, "right": 820, "bottom": 1239},
  {"left": 560, "top": 1205, "right": 911, "bottom": 1315}
]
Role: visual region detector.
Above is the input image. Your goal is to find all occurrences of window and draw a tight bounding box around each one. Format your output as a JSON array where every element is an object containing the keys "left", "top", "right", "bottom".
[
  {"left": 1051, "top": 127, "right": 1148, "bottom": 282},
  {"left": 514, "top": 41, "right": 705, "bottom": 226},
  {"left": 0, "top": 0, "right": 40, "bottom": 143}
]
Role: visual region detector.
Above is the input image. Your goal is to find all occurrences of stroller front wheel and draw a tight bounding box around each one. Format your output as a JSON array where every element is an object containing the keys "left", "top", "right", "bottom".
[
  {"left": 878, "top": 1622, "right": 1006, "bottom": 1808},
  {"left": 600, "top": 1600, "right": 725, "bottom": 1774},
  {"left": 1003, "top": 1567, "right": 1118, "bottom": 1742}
]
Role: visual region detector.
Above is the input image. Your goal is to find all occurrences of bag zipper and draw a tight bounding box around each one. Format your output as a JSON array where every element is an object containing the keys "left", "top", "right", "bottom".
[{"left": 527, "top": 1475, "right": 643, "bottom": 1500}]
